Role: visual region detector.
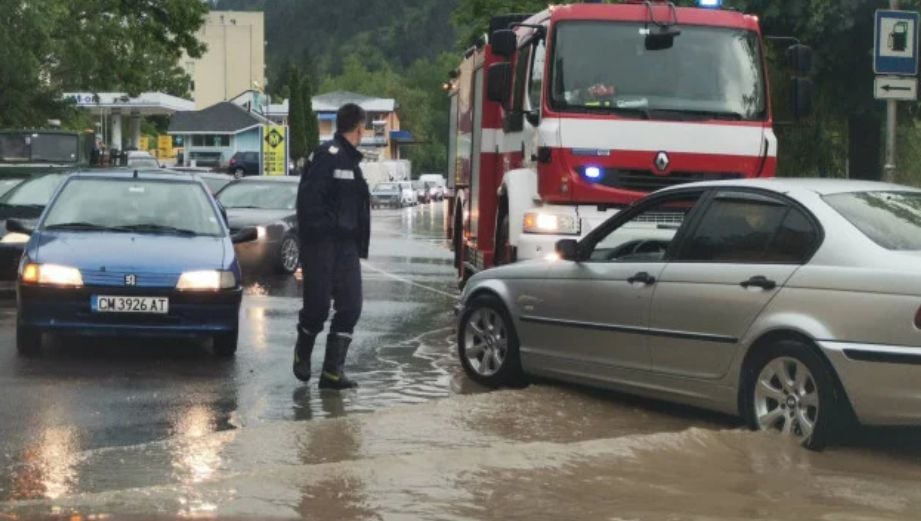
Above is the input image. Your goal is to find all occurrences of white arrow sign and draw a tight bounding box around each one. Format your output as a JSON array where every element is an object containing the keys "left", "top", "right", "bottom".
[{"left": 875, "top": 76, "right": 918, "bottom": 100}]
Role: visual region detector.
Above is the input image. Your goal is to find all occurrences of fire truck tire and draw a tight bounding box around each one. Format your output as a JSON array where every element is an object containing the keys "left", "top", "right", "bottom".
[{"left": 494, "top": 214, "right": 510, "bottom": 265}]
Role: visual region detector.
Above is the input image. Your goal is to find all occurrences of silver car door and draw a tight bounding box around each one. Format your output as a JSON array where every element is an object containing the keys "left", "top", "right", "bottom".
[
  {"left": 648, "top": 190, "right": 821, "bottom": 380},
  {"left": 521, "top": 191, "right": 706, "bottom": 376}
]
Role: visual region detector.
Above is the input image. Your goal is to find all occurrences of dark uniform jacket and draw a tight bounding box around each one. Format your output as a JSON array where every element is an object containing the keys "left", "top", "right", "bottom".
[{"left": 297, "top": 133, "right": 371, "bottom": 258}]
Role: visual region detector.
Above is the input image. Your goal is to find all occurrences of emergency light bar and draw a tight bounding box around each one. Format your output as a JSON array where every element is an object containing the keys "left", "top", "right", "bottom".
[{"left": 698, "top": 0, "right": 722, "bottom": 7}]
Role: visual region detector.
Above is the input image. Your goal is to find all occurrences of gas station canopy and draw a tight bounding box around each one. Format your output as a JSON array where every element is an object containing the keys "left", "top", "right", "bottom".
[{"left": 64, "top": 92, "right": 195, "bottom": 116}]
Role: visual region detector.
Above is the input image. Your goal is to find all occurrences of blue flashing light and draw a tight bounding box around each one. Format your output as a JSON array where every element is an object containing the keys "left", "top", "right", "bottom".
[
  {"left": 697, "top": 0, "right": 722, "bottom": 7},
  {"left": 585, "top": 166, "right": 602, "bottom": 180}
]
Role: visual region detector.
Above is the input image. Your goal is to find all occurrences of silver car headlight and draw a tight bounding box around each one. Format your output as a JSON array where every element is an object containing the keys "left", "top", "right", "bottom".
[
  {"left": 523, "top": 211, "right": 580, "bottom": 235},
  {"left": 1, "top": 232, "right": 29, "bottom": 244}
]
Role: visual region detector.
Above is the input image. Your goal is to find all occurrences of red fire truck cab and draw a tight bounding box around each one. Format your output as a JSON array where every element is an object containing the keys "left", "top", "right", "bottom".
[{"left": 445, "top": 1, "right": 812, "bottom": 283}]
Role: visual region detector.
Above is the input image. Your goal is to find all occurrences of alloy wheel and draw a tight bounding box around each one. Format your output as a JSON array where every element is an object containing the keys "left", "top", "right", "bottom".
[
  {"left": 463, "top": 308, "right": 508, "bottom": 377},
  {"left": 281, "top": 237, "right": 299, "bottom": 273},
  {"left": 753, "top": 356, "right": 820, "bottom": 442}
]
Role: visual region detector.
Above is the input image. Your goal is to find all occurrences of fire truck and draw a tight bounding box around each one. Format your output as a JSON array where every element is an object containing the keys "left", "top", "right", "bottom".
[{"left": 445, "top": 0, "right": 812, "bottom": 283}]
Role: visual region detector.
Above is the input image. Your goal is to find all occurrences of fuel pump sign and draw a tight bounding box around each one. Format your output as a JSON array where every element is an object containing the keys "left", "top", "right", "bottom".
[{"left": 875, "top": 10, "right": 920, "bottom": 76}]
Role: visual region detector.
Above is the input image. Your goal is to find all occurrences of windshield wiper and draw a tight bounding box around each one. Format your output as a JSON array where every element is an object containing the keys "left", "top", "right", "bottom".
[
  {"left": 660, "top": 109, "right": 746, "bottom": 121},
  {"left": 115, "top": 224, "right": 199, "bottom": 236},
  {"left": 558, "top": 104, "right": 652, "bottom": 119},
  {"left": 45, "top": 222, "right": 119, "bottom": 231}
]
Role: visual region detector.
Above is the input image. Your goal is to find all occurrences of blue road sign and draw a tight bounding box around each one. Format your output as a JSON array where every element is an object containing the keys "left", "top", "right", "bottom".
[{"left": 875, "top": 10, "right": 920, "bottom": 76}]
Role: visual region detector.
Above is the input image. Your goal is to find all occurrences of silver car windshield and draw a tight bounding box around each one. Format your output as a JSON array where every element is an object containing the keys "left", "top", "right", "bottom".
[
  {"left": 218, "top": 182, "right": 297, "bottom": 210},
  {"left": 825, "top": 191, "right": 921, "bottom": 250},
  {"left": 43, "top": 178, "right": 223, "bottom": 237}
]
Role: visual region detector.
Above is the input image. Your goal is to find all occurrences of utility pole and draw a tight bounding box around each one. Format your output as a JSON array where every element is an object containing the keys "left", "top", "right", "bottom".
[{"left": 884, "top": 0, "right": 900, "bottom": 183}]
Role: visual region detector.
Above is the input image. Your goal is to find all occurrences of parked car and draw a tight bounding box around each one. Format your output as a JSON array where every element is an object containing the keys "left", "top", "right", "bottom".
[
  {"left": 397, "top": 181, "right": 416, "bottom": 207},
  {"left": 412, "top": 181, "right": 431, "bottom": 204},
  {"left": 0, "top": 173, "right": 69, "bottom": 285},
  {"left": 371, "top": 182, "right": 403, "bottom": 208},
  {"left": 227, "top": 151, "right": 260, "bottom": 178},
  {"left": 457, "top": 178, "right": 921, "bottom": 450},
  {"left": 216, "top": 176, "right": 300, "bottom": 274},
  {"left": 419, "top": 174, "right": 446, "bottom": 201},
  {"left": 0, "top": 177, "right": 26, "bottom": 199},
  {"left": 13, "top": 170, "right": 257, "bottom": 356},
  {"left": 124, "top": 150, "right": 160, "bottom": 169}
]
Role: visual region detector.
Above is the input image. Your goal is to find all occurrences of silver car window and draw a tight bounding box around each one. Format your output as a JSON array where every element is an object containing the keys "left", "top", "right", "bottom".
[
  {"left": 825, "top": 191, "right": 921, "bottom": 251},
  {"left": 676, "top": 194, "right": 816, "bottom": 263},
  {"left": 588, "top": 194, "right": 701, "bottom": 263}
]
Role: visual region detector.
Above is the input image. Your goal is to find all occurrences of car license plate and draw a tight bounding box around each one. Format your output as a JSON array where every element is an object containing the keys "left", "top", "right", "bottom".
[{"left": 91, "top": 295, "right": 169, "bottom": 314}]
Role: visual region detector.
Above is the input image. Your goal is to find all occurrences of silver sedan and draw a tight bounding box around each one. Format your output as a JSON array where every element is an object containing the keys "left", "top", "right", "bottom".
[{"left": 457, "top": 178, "right": 921, "bottom": 449}]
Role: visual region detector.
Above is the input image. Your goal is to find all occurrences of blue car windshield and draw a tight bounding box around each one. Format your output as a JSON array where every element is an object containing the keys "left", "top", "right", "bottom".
[{"left": 43, "top": 178, "right": 224, "bottom": 237}]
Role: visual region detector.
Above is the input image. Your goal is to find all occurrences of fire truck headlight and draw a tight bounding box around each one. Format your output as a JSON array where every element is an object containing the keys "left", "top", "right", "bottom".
[
  {"left": 698, "top": 0, "right": 722, "bottom": 7},
  {"left": 584, "top": 166, "right": 602, "bottom": 181},
  {"left": 523, "top": 211, "right": 580, "bottom": 235}
]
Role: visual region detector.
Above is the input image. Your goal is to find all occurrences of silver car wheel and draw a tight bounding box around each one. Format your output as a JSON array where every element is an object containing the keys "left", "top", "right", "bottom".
[
  {"left": 463, "top": 308, "right": 508, "bottom": 377},
  {"left": 280, "top": 237, "right": 299, "bottom": 273},
  {"left": 754, "top": 356, "right": 820, "bottom": 442}
]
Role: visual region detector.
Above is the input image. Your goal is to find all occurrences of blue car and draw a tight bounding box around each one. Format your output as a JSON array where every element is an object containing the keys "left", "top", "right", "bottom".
[{"left": 13, "top": 170, "right": 258, "bottom": 356}]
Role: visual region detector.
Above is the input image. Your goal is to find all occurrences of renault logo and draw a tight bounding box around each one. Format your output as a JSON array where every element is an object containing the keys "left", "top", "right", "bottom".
[
  {"left": 125, "top": 274, "right": 137, "bottom": 287},
  {"left": 654, "top": 151, "right": 670, "bottom": 172}
]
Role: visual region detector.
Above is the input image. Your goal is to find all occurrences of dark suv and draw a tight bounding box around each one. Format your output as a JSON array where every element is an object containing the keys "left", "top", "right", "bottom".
[{"left": 227, "top": 151, "right": 260, "bottom": 178}]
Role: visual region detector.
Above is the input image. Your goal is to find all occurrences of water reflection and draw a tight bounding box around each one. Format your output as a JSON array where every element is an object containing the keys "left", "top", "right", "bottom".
[
  {"left": 171, "top": 404, "right": 235, "bottom": 518},
  {"left": 8, "top": 426, "right": 81, "bottom": 500}
]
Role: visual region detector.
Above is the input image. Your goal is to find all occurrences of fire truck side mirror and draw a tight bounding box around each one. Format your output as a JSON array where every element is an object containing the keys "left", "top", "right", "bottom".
[
  {"left": 786, "top": 44, "right": 813, "bottom": 77},
  {"left": 487, "top": 62, "right": 513, "bottom": 105},
  {"left": 491, "top": 30, "right": 517, "bottom": 59},
  {"left": 792, "top": 78, "right": 814, "bottom": 120}
]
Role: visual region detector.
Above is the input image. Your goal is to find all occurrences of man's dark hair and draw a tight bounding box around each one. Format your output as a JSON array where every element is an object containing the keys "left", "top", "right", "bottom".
[{"left": 336, "top": 103, "right": 366, "bottom": 134}]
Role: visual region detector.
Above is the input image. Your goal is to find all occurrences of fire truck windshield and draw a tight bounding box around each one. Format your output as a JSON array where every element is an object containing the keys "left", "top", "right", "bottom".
[
  {"left": 0, "top": 133, "right": 80, "bottom": 163},
  {"left": 549, "top": 22, "right": 766, "bottom": 121}
]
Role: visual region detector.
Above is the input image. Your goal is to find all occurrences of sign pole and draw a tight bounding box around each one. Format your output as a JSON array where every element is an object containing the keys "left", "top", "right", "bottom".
[{"left": 884, "top": 0, "right": 900, "bottom": 183}]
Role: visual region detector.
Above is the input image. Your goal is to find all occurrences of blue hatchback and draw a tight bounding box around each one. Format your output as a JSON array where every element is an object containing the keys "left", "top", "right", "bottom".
[{"left": 13, "top": 171, "right": 257, "bottom": 356}]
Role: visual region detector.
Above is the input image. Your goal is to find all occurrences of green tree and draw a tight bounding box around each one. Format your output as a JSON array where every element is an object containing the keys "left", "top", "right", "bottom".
[
  {"left": 302, "top": 69, "right": 320, "bottom": 151},
  {"left": 0, "top": 0, "right": 208, "bottom": 128},
  {"left": 287, "top": 68, "right": 308, "bottom": 161}
]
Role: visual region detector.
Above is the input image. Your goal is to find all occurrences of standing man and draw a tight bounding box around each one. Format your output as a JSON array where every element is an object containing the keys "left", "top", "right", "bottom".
[{"left": 293, "top": 103, "right": 370, "bottom": 389}]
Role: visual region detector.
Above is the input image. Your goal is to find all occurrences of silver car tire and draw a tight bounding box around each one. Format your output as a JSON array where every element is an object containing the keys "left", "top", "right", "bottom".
[
  {"left": 233, "top": 168, "right": 245, "bottom": 179},
  {"left": 745, "top": 340, "right": 839, "bottom": 450},
  {"left": 457, "top": 295, "right": 525, "bottom": 387},
  {"left": 277, "top": 235, "right": 300, "bottom": 275}
]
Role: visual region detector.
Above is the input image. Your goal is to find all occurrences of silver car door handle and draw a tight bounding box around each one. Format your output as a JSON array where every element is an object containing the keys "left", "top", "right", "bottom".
[
  {"left": 627, "top": 272, "right": 656, "bottom": 285},
  {"left": 740, "top": 276, "right": 777, "bottom": 290}
]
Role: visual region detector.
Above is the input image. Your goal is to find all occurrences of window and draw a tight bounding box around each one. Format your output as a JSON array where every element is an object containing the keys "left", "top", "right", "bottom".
[
  {"left": 506, "top": 44, "right": 532, "bottom": 132},
  {"left": 677, "top": 192, "right": 817, "bottom": 263},
  {"left": 191, "top": 135, "right": 230, "bottom": 147},
  {"left": 549, "top": 22, "right": 765, "bottom": 120},
  {"left": 587, "top": 193, "right": 702, "bottom": 263},
  {"left": 528, "top": 38, "right": 546, "bottom": 112},
  {"left": 825, "top": 191, "right": 921, "bottom": 250}
]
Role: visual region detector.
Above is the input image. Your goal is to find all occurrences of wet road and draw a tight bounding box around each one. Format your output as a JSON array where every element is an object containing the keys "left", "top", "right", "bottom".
[{"left": 2, "top": 203, "right": 921, "bottom": 519}]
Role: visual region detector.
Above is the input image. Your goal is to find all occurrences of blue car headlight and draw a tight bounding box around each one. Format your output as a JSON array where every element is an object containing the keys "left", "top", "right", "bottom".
[
  {"left": 21, "top": 263, "right": 84, "bottom": 287},
  {"left": 176, "top": 270, "right": 237, "bottom": 291}
]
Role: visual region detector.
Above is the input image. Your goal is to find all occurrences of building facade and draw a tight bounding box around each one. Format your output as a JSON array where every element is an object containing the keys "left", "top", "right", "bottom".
[
  {"left": 184, "top": 11, "right": 266, "bottom": 109},
  {"left": 313, "top": 91, "right": 409, "bottom": 160}
]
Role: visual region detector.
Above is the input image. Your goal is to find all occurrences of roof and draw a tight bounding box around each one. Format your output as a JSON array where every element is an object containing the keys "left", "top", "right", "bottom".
[
  {"left": 659, "top": 177, "right": 921, "bottom": 196},
  {"left": 168, "top": 102, "right": 271, "bottom": 135},
  {"left": 312, "top": 91, "right": 398, "bottom": 113},
  {"left": 230, "top": 176, "right": 299, "bottom": 184},
  {"left": 71, "top": 169, "right": 202, "bottom": 181},
  {"left": 65, "top": 92, "right": 195, "bottom": 115},
  {"left": 536, "top": 4, "right": 759, "bottom": 31}
]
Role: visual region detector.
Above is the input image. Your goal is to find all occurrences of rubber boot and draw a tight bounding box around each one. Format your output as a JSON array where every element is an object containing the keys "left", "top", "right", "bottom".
[
  {"left": 319, "top": 333, "right": 359, "bottom": 390},
  {"left": 292, "top": 327, "right": 317, "bottom": 382}
]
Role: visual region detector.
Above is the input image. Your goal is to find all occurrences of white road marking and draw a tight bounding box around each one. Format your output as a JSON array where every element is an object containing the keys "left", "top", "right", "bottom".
[{"left": 361, "top": 261, "right": 458, "bottom": 299}]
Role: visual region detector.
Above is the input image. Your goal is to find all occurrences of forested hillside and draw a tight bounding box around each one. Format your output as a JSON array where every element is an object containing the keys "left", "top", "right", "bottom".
[{"left": 212, "top": 0, "right": 459, "bottom": 174}]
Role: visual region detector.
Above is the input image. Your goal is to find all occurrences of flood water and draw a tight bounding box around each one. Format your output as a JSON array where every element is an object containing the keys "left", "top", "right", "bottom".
[{"left": 2, "top": 203, "right": 921, "bottom": 520}]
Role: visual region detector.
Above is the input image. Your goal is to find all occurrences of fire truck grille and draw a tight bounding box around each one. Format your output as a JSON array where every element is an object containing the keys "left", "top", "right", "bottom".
[{"left": 582, "top": 168, "right": 743, "bottom": 192}]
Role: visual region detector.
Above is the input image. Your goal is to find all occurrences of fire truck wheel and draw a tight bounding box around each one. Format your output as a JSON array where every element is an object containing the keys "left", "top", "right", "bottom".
[{"left": 494, "top": 214, "right": 510, "bottom": 265}]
